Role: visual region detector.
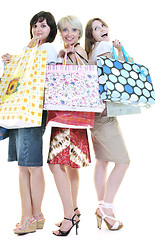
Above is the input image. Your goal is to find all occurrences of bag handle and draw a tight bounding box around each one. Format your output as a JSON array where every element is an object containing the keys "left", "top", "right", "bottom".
[
  {"left": 63, "top": 50, "right": 86, "bottom": 66},
  {"left": 112, "top": 45, "right": 134, "bottom": 64},
  {"left": 11, "top": 44, "right": 38, "bottom": 79},
  {"left": 75, "top": 52, "right": 86, "bottom": 65}
]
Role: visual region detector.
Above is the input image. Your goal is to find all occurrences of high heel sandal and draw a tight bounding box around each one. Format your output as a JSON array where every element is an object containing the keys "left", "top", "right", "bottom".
[
  {"left": 55, "top": 207, "right": 81, "bottom": 227},
  {"left": 34, "top": 213, "right": 45, "bottom": 229},
  {"left": 53, "top": 214, "right": 80, "bottom": 236},
  {"left": 95, "top": 201, "right": 123, "bottom": 231},
  {"left": 14, "top": 217, "right": 37, "bottom": 235},
  {"left": 74, "top": 207, "right": 81, "bottom": 218}
]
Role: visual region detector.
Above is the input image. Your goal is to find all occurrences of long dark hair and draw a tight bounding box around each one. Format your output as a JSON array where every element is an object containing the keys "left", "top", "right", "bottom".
[
  {"left": 85, "top": 18, "right": 108, "bottom": 55},
  {"left": 30, "top": 11, "right": 57, "bottom": 43}
]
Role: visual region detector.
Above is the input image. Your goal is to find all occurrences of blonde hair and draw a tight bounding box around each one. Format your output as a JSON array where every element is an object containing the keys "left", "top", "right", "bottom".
[
  {"left": 57, "top": 15, "right": 83, "bottom": 39},
  {"left": 85, "top": 18, "right": 109, "bottom": 55}
]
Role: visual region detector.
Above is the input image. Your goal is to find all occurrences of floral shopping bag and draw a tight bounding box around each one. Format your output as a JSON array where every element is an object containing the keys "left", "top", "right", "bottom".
[{"left": 43, "top": 64, "right": 105, "bottom": 112}]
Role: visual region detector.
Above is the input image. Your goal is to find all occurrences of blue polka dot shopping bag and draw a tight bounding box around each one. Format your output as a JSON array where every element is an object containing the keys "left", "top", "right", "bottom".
[{"left": 97, "top": 46, "right": 155, "bottom": 107}]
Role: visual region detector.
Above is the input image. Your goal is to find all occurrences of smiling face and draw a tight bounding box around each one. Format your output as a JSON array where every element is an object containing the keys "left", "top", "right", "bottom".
[
  {"left": 92, "top": 20, "right": 110, "bottom": 42},
  {"left": 60, "top": 25, "right": 80, "bottom": 47},
  {"left": 32, "top": 19, "right": 50, "bottom": 43}
]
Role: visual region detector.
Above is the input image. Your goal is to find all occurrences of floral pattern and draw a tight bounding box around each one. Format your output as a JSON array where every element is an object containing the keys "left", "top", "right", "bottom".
[
  {"left": 44, "top": 65, "right": 104, "bottom": 112},
  {"left": 5, "top": 78, "right": 20, "bottom": 95}
]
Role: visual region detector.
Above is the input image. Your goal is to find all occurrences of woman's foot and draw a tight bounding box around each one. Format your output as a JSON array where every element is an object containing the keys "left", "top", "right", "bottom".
[
  {"left": 33, "top": 213, "right": 45, "bottom": 229},
  {"left": 55, "top": 208, "right": 81, "bottom": 227},
  {"left": 74, "top": 207, "right": 81, "bottom": 217},
  {"left": 53, "top": 214, "right": 79, "bottom": 235},
  {"left": 14, "top": 217, "right": 37, "bottom": 235},
  {"left": 96, "top": 202, "right": 123, "bottom": 230},
  {"left": 16, "top": 215, "right": 33, "bottom": 227}
]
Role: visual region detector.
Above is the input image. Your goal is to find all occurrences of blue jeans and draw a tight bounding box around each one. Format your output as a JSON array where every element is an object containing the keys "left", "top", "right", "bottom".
[{"left": 8, "top": 111, "right": 47, "bottom": 167}]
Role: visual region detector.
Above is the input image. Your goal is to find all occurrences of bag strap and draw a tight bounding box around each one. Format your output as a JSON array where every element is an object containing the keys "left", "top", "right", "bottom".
[
  {"left": 112, "top": 45, "right": 118, "bottom": 60},
  {"left": 74, "top": 52, "right": 86, "bottom": 65},
  {"left": 112, "top": 44, "right": 134, "bottom": 64},
  {"left": 75, "top": 51, "right": 88, "bottom": 63},
  {"left": 11, "top": 44, "right": 38, "bottom": 79},
  {"left": 121, "top": 46, "right": 134, "bottom": 63},
  {"left": 63, "top": 50, "right": 68, "bottom": 65},
  {"left": 63, "top": 50, "right": 87, "bottom": 65}
]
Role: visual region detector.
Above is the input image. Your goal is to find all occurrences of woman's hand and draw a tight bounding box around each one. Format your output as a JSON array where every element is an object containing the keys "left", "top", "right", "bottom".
[
  {"left": 66, "top": 45, "right": 76, "bottom": 54},
  {"left": 27, "top": 35, "right": 41, "bottom": 48},
  {"left": 58, "top": 49, "right": 66, "bottom": 58},
  {"left": 1, "top": 53, "right": 11, "bottom": 64},
  {"left": 58, "top": 45, "right": 76, "bottom": 58},
  {"left": 113, "top": 39, "right": 123, "bottom": 56}
]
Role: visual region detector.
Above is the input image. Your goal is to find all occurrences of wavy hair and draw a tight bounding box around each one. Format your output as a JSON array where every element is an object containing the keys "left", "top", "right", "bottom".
[{"left": 85, "top": 18, "right": 108, "bottom": 55}]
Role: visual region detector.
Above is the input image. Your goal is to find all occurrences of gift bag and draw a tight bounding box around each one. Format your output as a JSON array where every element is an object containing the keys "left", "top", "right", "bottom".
[
  {"left": 0, "top": 127, "right": 9, "bottom": 140},
  {"left": 106, "top": 102, "right": 141, "bottom": 117},
  {"left": 97, "top": 46, "right": 155, "bottom": 107},
  {"left": 43, "top": 62, "right": 105, "bottom": 112},
  {"left": 47, "top": 110, "right": 94, "bottom": 129},
  {"left": 0, "top": 47, "right": 47, "bottom": 128}
]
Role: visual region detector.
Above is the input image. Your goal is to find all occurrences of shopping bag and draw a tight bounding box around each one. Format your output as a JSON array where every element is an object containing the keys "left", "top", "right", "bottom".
[
  {"left": 43, "top": 64, "right": 105, "bottom": 112},
  {"left": 106, "top": 102, "right": 141, "bottom": 117},
  {"left": 47, "top": 110, "right": 94, "bottom": 128},
  {"left": 0, "top": 47, "right": 47, "bottom": 128},
  {"left": 0, "top": 127, "right": 9, "bottom": 140},
  {"left": 97, "top": 46, "right": 155, "bottom": 107}
]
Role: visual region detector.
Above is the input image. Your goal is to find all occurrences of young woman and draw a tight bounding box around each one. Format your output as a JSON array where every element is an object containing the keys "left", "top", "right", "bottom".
[
  {"left": 47, "top": 15, "right": 90, "bottom": 237},
  {"left": 2, "top": 11, "right": 57, "bottom": 235},
  {"left": 85, "top": 18, "right": 130, "bottom": 231}
]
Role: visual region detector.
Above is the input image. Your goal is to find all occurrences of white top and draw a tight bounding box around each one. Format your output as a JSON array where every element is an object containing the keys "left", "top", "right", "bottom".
[
  {"left": 89, "top": 41, "right": 111, "bottom": 65},
  {"left": 24, "top": 42, "right": 57, "bottom": 64}
]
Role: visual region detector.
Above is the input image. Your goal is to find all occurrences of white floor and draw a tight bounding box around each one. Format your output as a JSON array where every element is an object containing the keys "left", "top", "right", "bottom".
[{"left": 0, "top": 106, "right": 155, "bottom": 240}]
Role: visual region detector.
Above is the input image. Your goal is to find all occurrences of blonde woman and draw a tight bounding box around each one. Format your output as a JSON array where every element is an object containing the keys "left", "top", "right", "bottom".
[{"left": 48, "top": 15, "right": 90, "bottom": 236}]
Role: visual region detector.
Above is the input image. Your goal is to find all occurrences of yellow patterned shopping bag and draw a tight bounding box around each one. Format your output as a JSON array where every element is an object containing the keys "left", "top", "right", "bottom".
[{"left": 0, "top": 47, "right": 47, "bottom": 128}]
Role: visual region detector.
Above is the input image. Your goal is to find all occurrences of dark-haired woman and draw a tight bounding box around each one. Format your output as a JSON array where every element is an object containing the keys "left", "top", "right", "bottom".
[{"left": 2, "top": 11, "right": 57, "bottom": 235}]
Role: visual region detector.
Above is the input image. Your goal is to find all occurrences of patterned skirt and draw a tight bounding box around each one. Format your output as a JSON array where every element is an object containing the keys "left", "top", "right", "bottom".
[{"left": 47, "top": 127, "right": 91, "bottom": 168}]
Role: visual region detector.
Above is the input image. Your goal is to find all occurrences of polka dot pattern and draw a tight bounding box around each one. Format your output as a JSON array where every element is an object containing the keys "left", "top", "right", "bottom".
[{"left": 97, "top": 56, "right": 155, "bottom": 106}]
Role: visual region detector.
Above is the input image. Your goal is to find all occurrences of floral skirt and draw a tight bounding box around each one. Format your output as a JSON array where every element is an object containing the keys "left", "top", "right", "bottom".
[{"left": 47, "top": 127, "right": 91, "bottom": 168}]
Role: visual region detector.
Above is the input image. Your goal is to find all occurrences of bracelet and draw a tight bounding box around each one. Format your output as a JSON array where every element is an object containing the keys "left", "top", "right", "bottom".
[{"left": 57, "top": 57, "right": 63, "bottom": 64}]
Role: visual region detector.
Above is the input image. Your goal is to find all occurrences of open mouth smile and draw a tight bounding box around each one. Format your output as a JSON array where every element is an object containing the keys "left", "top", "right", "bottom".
[{"left": 101, "top": 33, "right": 108, "bottom": 37}]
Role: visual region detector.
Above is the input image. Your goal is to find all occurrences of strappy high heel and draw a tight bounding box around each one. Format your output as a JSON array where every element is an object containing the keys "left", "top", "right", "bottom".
[
  {"left": 74, "top": 207, "right": 81, "bottom": 218},
  {"left": 95, "top": 201, "right": 123, "bottom": 231},
  {"left": 53, "top": 214, "right": 80, "bottom": 236},
  {"left": 55, "top": 207, "right": 81, "bottom": 227}
]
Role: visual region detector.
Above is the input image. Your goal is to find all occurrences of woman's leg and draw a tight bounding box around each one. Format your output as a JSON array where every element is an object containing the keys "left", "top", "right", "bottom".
[
  {"left": 49, "top": 164, "right": 78, "bottom": 233},
  {"left": 18, "top": 166, "right": 33, "bottom": 225},
  {"left": 95, "top": 161, "right": 129, "bottom": 227},
  {"left": 29, "top": 167, "right": 45, "bottom": 217},
  {"left": 104, "top": 163, "right": 129, "bottom": 203},
  {"left": 94, "top": 159, "right": 109, "bottom": 201},
  {"left": 66, "top": 167, "right": 80, "bottom": 214},
  {"left": 18, "top": 166, "right": 45, "bottom": 225}
]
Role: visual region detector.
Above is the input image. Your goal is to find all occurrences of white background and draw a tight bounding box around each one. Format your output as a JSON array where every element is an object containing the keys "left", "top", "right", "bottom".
[{"left": 0, "top": 0, "right": 155, "bottom": 239}]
